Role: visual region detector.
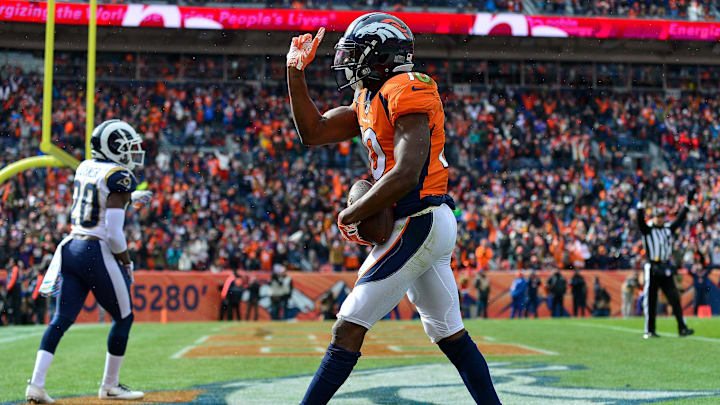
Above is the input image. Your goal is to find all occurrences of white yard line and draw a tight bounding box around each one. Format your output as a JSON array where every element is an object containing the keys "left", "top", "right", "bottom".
[
  {"left": 480, "top": 334, "right": 557, "bottom": 355},
  {"left": 503, "top": 342, "right": 558, "bottom": 355},
  {"left": 194, "top": 335, "right": 209, "bottom": 344},
  {"left": 0, "top": 332, "right": 44, "bottom": 344},
  {"left": 0, "top": 325, "right": 46, "bottom": 336},
  {"left": 170, "top": 345, "right": 196, "bottom": 359},
  {"left": 0, "top": 323, "right": 107, "bottom": 344},
  {"left": 575, "top": 322, "right": 720, "bottom": 343}
]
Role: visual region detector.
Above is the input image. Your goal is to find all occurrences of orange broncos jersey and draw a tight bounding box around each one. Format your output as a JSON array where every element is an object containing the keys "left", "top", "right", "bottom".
[{"left": 353, "top": 71, "right": 455, "bottom": 218}]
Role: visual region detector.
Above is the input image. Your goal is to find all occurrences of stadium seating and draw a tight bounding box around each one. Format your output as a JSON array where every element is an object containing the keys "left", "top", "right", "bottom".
[{"left": 2, "top": 54, "right": 720, "bottom": 277}]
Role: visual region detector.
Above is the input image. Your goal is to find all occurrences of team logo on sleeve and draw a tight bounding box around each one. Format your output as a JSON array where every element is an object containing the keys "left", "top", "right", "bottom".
[
  {"left": 355, "top": 19, "right": 411, "bottom": 42},
  {"left": 116, "top": 172, "right": 133, "bottom": 190}
]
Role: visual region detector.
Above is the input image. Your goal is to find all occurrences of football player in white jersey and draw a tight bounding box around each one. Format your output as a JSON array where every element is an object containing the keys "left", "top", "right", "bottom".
[{"left": 26, "top": 120, "right": 152, "bottom": 403}]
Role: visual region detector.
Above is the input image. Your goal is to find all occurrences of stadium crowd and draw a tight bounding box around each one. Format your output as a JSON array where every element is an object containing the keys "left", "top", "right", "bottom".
[
  {"left": 539, "top": 0, "right": 717, "bottom": 20},
  {"left": 3, "top": 56, "right": 720, "bottom": 324}
]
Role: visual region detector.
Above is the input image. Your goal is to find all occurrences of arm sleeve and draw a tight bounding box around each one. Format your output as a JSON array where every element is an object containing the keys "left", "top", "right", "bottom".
[
  {"left": 105, "top": 208, "right": 128, "bottom": 254},
  {"left": 106, "top": 168, "right": 137, "bottom": 194},
  {"left": 637, "top": 205, "right": 651, "bottom": 235},
  {"left": 387, "top": 80, "right": 441, "bottom": 127},
  {"left": 669, "top": 206, "right": 689, "bottom": 232}
]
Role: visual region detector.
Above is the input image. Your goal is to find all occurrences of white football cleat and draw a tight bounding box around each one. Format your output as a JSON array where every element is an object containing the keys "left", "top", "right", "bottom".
[
  {"left": 98, "top": 383, "right": 144, "bottom": 400},
  {"left": 26, "top": 381, "right": 55, "bottom": 404}
]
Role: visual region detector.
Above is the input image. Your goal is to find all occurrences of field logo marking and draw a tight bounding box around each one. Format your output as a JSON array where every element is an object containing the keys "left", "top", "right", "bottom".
[
  {"left": 10, "top": 363, "right": 719, "bottom": 404},
  {"left": 208, "top": 362, "right": 720, "bottom": 405}
]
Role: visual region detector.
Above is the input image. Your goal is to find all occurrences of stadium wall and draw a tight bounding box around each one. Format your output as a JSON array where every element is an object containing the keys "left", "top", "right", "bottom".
[{"left": 1, "top": 270, "right": 716, "bottom": 323}]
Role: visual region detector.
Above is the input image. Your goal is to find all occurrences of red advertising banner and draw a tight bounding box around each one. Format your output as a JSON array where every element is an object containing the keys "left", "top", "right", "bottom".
[
  {"left": 474, "top": 14, "right": 720, "bottom": 41},
  {"left": 1, "top": 1, "right": 720, "bottom": 41},
  {"left": 0, "top": 2, "right": 473, "bottom": 33}
]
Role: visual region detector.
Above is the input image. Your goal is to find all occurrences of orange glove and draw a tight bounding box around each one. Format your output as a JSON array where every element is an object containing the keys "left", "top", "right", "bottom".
[
  {"left": 337, "top": 219, "right": 372, "bottom": 246},
  {"left": 287, "top": 27, "right": 325, "bottom": 71}
]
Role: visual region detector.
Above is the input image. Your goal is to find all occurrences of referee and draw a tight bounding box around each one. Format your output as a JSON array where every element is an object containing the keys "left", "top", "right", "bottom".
[{"left": 636, "top": 187, "right": 695, "bottom": 339}]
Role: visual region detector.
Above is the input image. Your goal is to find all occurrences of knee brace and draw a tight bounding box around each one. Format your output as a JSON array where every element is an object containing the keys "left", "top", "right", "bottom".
[{"left": 108, "top": 313, "right": 134, "bottom": 356}]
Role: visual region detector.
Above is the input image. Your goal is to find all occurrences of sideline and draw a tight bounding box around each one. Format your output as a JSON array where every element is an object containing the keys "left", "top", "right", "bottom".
[
  {"left": 575, "top": 322, "right": 720, "bottom": 343},
  {"left": 0, "top": 323, "right": 109, "bottom": 344}
]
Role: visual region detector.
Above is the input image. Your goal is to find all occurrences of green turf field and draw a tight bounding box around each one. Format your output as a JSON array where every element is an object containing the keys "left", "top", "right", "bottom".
[{"left": 1, "top": 317, "right": 719, "bottom": 404}]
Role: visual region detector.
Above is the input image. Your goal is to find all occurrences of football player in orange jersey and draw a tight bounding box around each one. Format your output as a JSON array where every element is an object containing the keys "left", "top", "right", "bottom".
[{"left": 287, "top": 13, "right": 501, "bottom": 404}]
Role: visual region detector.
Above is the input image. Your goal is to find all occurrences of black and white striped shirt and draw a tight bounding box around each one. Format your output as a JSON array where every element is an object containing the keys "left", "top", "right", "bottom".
[{"left": 637, "top": 205, "right": 688, "bottom": 263}]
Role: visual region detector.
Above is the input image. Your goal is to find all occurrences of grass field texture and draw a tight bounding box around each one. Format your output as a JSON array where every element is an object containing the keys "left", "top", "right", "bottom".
[{"left": 1, "top": 317, "right": 718, "bottom": 404}]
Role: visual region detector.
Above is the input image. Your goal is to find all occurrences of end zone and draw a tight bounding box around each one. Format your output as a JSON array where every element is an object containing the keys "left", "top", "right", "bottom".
[{"left": 171, "top": 323, "right": 554, "bottom": 359}]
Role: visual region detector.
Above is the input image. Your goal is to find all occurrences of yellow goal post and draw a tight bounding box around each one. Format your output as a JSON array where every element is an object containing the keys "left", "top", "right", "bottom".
[{"left": 0, "top": 0, "right": 98, "bottom": 184}]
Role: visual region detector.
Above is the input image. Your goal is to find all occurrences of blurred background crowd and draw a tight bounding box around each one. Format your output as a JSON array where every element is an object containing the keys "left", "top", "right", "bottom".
[
  {"left": 2, "top": 51, "right": 720, "bottom": 323},
  {"left": 3, "top": 55, "right": 720, "bottom": 276}
]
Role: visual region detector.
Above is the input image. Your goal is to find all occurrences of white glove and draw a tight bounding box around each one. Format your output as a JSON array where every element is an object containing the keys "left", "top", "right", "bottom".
[
  {"left": 123, "top": 261, "right": 135, "bottom": 284},
  {"left": 131, "top": 190, "right": 153, "bottom": 210},
  {"left": 287, "top": 27, "right": 325, "bottom": 71}
]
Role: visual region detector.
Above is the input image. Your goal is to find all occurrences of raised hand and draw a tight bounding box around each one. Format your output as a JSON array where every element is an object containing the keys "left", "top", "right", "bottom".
[{"left": 287, "top": 27, "right": 325, "bottom": 71}]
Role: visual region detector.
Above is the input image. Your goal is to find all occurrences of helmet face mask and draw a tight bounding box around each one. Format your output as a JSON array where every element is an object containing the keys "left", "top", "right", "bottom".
[
  {"left": 332, "top": 39, "right": 374, "bottom": 91},
  {"left": 119, "top": 136, "right": 146, "bottom": 170},
  {"left": 331, "top": 13, "right": 414, "bottom": 92},
  {"left": 91, "top": 120, "right": 145, "bottom": 172}
]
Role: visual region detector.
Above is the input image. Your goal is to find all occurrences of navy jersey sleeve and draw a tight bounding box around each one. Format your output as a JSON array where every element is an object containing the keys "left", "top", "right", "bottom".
[{"left": 106, "top": 168, "right": 137, "bottom": 193}]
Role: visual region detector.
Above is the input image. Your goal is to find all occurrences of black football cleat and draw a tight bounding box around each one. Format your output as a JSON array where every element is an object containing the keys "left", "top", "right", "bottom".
[
  {"left": 679, "top": 328, "right": 695, "bottom": 337},
  {"left": 643, "top": 332, "right": 660, "bottom": 339}
]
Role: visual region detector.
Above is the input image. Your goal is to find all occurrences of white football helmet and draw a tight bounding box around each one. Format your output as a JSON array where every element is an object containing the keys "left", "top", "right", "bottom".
[{"left": 90, "top": 120, "right": 145, "bottom": 171}]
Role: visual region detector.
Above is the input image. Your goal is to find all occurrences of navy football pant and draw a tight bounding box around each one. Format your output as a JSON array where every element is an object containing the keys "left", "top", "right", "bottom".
[{"left": 40, "top": 239, "right": 134, "bottom": 356}]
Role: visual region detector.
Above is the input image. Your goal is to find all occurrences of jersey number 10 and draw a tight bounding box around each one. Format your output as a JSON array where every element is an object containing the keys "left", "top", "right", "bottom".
[{"left": 362, "top": 128, "right": 449, "bottom": 181}]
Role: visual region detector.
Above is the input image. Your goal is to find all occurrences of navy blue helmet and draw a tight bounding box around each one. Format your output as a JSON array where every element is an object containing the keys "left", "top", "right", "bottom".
[{"left": 332, "top": 13, "right": 415, "bottom": 91}]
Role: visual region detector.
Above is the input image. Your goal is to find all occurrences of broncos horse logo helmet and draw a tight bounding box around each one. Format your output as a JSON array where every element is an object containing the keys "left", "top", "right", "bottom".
[{"left": 332, "top": 13, "right": 415, "bottom": 91}]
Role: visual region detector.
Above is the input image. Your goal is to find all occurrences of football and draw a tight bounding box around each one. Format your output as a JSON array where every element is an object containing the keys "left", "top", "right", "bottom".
[{"left": 347, "top": 180, "right": 395, "bottom": 245}]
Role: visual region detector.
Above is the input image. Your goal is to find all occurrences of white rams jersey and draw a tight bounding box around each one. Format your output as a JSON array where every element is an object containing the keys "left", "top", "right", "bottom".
[{"left": 70, "top": 159, "right": 137, "bottom": 240}]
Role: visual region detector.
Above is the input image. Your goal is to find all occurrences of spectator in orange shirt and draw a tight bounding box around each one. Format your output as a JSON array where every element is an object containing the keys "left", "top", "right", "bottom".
[
  {"left": 475, "top": 239, "right": 494, "bottom": 271},
  {"left": 260, "top": 249, "right": 273, "bottom": 271},
  {"left": 344, "top": 246, "right": 360, "bottom": 272}
]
